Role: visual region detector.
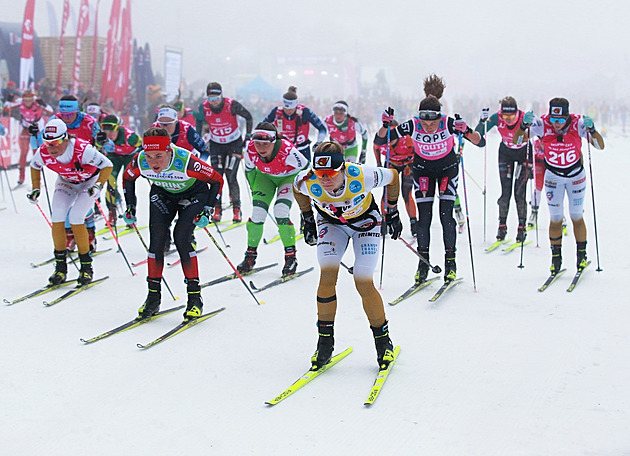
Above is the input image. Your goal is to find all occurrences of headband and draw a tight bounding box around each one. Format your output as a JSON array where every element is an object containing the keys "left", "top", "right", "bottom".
[
  {"left": 143, "top": 136, "right": 172, "bottom": 152},
  {"left": 157, "top": 107, "right": 178, "bottom": 121}
]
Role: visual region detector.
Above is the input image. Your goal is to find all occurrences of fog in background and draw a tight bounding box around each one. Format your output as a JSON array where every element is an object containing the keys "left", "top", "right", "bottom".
[{"left": 5, "top": 0, "right": 628, "bottom": 115}]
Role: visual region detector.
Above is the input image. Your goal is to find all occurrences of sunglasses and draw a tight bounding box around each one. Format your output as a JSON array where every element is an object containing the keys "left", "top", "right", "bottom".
[
  {"left": 501, "top": 113, "right": 516, "bottom": 120},
  {"left": 313, "top": 168, "right": 343, "bottom": 179},
  {"left": 43, "top": 137, "right": 65, "bottom": 147},
  {"left": 418, "top": 110, "right": 441, "bottom": 121},
  {"left": 207, "top": 95, "right": 221, "bottom": 102},
  {"left": 158, "top": 120, "right": 176, "bottom": 126},
  {"left": 549, "top": 117, "right": 567, "bottom": 125},
  {"left": 101, "top": 122, "right": 119, "bottom": 131}
]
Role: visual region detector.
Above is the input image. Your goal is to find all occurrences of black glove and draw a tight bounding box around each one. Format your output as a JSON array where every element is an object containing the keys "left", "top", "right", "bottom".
[
  {"left": 28, "top": 124, "right": 39, "bottom": 136},
  {"left": 302, "top": 210, "right": 317, "bottom": 246},
  {"left": 96, "top": 131, "right": 107, "bottom": 144},
  {"left": 36, "top": 98, "right": 46, "bottom": 107},
  {"left": 385, "top": 206, "right": 403, "bottom": 240}
]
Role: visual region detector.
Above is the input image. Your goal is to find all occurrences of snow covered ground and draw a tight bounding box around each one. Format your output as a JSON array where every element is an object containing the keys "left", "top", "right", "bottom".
[{"left": 1, "top": 131, "right": 628, "bottom": 455}]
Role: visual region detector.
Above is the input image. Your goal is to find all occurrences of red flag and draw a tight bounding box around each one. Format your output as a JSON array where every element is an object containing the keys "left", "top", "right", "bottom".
[
  {"left": 100, "top": 0, "right": 121, "bottom": 105},
  {"left": 90, "top": 0, "right": 101, "bottom": 92},
  {"left": 56, "top": 0, "right": 70, "bottom": 96},
  {"left": 20, "top": 0, "right": 36, "bottom": 90},
  {"left": 113, "top": 0, "right": 133, "bottom": 111},
  {"left": 71, "top": 0, "right": 90, "bottom": 96}
]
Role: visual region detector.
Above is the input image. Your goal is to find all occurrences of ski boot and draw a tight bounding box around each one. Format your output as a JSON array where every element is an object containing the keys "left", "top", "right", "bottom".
[
  {"left": 444, "top": 249, "right": 456, "bottom": 282},
  {"left": 311, "top": 320, "right": 334, "bottom": 370},
  {"left": 414, "top": 249, "right": 430, "bottom": 284},
  {"left": 496, "top": 219, "right": 507, "bottom": 241},
  {"left": 576, "top": 241, "right": 588, "bottom": 271},
  {"left": 371, "top": 321, "right": 395, "bottom": 369},
  {"left": 282, "top": 246, "right": 298, "bottom": 277},
  {"left": 77, "top": 253, "right": 93, "bottom": 286},
  {"left": 184, "top": 278, "right": 203, "bottom": 321},
  {"left": 516, "top": 222, "right": 527, "bottom": 243},
  {"left": 138, "top": 278, "right": 161, "bottom": 318},
  {"left": 528, "top": 207, "right": 538, "bottom": 228},
  {"left": 87, "top": 226, "right": 97, "bottom": 253},
  {"left": 49, "top": 250, "right": 68, "bottom": 285},
  {"left": 212, "top": 203, "right": 222, "bottom": 222},
  {"left": 237, "top": 247, "right": 258, "bottom": 273},
  {"left": 232, "top": 202, "right": 242, "bottom": 223},
  {"left": 409, "top": 217, "right": 418, "bottom": 238},
  {"left": 550, "top": 245, "right": 562, "bottom": 275}
]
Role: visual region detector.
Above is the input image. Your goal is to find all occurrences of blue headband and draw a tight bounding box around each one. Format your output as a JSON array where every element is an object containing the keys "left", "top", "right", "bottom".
[{"left": 59, "top": 100, "right": 79, "bottom": 113}]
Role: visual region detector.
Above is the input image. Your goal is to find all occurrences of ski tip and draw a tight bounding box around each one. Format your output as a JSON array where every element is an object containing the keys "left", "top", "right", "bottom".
[{"left": 137, "top": 343, "right": 147, "bottom": 349}]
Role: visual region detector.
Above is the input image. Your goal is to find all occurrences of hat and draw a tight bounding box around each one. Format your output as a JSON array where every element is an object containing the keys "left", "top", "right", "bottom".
[
  {"left": 312, "top": 149, "right": 345, "bottom": 171},
  {"left": 157, "top": 106, "right": 178, "bottom": 121},
  {"left": 206, "top": 82, "right": 222, "bottom": 96},
  {"left": 500, "top": 96, "right": 517, "bottom": 113},
  {"left": 22, "top": 89, "right": 35, "bottom": 99},
  {"left": 43, "top": 118, "right": 68, "bottom": 140},
  {"left": 549, "top": 98, "right": 569, "bottom": 117},
  {"left": 86, "top": 104, "right": 101, "bottom": 116},
  {"left": 101, "top": 114, "right": 120, "bottom": 131},
  {"left": 58, "top": 99, "right": 79, "bottom": 113}
]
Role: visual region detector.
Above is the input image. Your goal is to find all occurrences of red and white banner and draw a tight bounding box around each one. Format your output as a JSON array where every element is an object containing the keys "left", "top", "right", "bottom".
[
  {"left": 19, "top": 0, "right": 36, "bottom": 91},
  {"left": 56, "top": 0, "right": 70, "bottom": 96},
  {"left": 71, "top": 0, "right": 90, "bottom": 95},
  {"left": 100, "top": 0, "right": 121, "bottom": 105},
  {"left": 90, "top": 0, "right": 101, "bottom": 92},
  {"left": 113, "top": 0, "right": 133, "bottom": 110}
]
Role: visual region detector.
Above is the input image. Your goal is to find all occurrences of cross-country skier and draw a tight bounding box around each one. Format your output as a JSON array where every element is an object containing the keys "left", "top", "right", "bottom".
[
  {"left": 323, "top": 101, "right": 368, "bottom": 163},
  {"left": 293, "top": 141, "right": 401, "bottom": 370},
  {"left": 122, "top": 127, "right": 223, "bottom": 321},
  {"left": 375, "top": 74, "right": 483, "bottom": 284},
  {"left": 237, "top": 122, "right": 309, "bottom": 277},
  {"left": 513, "top": 97, "right": 604, "bottom": 274}
]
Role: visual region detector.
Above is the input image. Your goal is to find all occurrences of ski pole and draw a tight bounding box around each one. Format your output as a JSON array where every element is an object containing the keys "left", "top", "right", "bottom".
[
  {"left": 40, "top": 167, "right": 53, "bottom": 217},
  {"left": 483, "top": 120, "right": 487, "bottom": 242},
  {"left": 201, "top": 226, "right": 264, "bottom": 305},
  {"left": 455, "top": 116, "right": 477, "bottom": 291},
  {"left": 586, "top": 132, "right": 602, "bottom": 272},
  {"left": 0, "top": 156, "right": 18, "bottom": 213},
  {"left": 340, "top": 261, "right": 354, "bottom": 274},
  {"left": 398, "top": 237, "right": 442, "bottom": 273},
  {"left": 379, "top": 124, "right": 391, "bottom": 290},
  {"left": 212, "top": 221, "right": 230, "bottom": 248},
  {"left": 94, "top": 199, "right": 136, "bottom": 276},
  {"left": 131, "top": 223, "right": 178, "bottom": 301},
  {"left": 35, "top": 202, "right": 52, "bottom": 228}
]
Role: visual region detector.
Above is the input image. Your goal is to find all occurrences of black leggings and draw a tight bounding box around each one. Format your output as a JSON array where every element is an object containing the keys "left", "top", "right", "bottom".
[
  {"left": 497, "top": 144, "right": 528, "bottom": 222},
  {"left": 209, "top": 140, "right": 242, "bottom": 206},
  {"left": 148, "top": 182, "right": 210, "bottom": 279}
]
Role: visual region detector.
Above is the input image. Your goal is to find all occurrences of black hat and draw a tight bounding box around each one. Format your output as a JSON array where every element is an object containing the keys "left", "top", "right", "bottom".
[
  {"left": 313, "top": 149, "right": 345, "bottom": 171},
  {"left": 549, "top": 98, "right": 569, "bottom": 117},
  {"left": 501, "top": 96, "right": 518, "bottom": 113},
  {"left": 206, "top": 82, "right": 222, "bottom": 96}
]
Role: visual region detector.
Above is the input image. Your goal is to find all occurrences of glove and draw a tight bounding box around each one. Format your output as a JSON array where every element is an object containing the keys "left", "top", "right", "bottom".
[
  {"left": 36, "top": 98, "right": 46, "bottom": 107},
  {"left": 96, "top": 131, "right": 107, "bottom": 144},
  {"left": 522, "top": 111, "right": 535, "bottom": 128},
  {"left": 359, "top": 149, "right": 366, "bottom": 164},
  {"left": 87, "top": 182, "right": 103, "bottom": 197},
  {"left": 123, "top": 205, "right": 137, "bottom": 225},
  {"left": 243, "top": 133, "right": 251, "bottom": 147},
  {"left": 194, "top": 206, "right": 214, "bottom": 228},
  {"left": 583, "top": 115, "right": 596, "bottom": 133},
  {"left": 453, "top": 118, "right": 468, "bottom": 133},
  {"left": 385, "top": 206, "right": 403, "bottom": 240},
  {"left": 480, "top": 107, "right": 490, "bottom": 122},
  {"left": 26, "top": 188, "right": 40, "bottom": 204},
  {"left": 302, "top": 210, "right": 317, "bottom": 246},
  {"left": 382, "top": 107, "right": 394, "bottom": 128},
  {"left": 28, "top": 124, "right": 39, "bottom": 136}
]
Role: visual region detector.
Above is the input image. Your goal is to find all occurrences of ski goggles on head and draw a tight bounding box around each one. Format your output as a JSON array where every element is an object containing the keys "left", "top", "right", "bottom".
[
  {"left": 101, "top": 122, "right": 119, "bottom": 131},
  {"left": 58, "top": 100, "right": 79, "bottom": 113},
  {"left": 251, "top": 130, "right": 276, "bottom": 143},
  {"left": 549, "top": 116, "right": 567, "bottom": 125},
  {"left": 418, "top": 110, "right": 441, "bottom": 121},
  {"left": 43, "top": 136, "right": 66, "bottom": 147}
]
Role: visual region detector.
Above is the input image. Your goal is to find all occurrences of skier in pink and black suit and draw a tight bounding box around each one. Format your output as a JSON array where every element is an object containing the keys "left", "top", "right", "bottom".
[
  {"left": 375, "top": 75, "right": 483, "bottom": 284},
  {"left": 513, "top": 97, "right": 605, "bottom": 275},
  {"left": 196, "top": 82, "right": 253, "bottom": 223},
  {"left": 3, "top": 89, "right": 54, "bottom": 185}
]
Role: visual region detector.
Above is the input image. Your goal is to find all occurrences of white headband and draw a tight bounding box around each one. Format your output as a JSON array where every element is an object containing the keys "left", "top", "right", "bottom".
[
  {"left": 282, "top": 98, "right": 298, "bottom": 110},
  {"left": 157, "top": 107, "right": 178, "bottom": 121}
]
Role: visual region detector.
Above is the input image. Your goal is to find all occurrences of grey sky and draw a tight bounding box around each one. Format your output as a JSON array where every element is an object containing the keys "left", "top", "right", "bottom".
[{"left": 4, "top": 0, "right": 627, "bottom": 103}]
